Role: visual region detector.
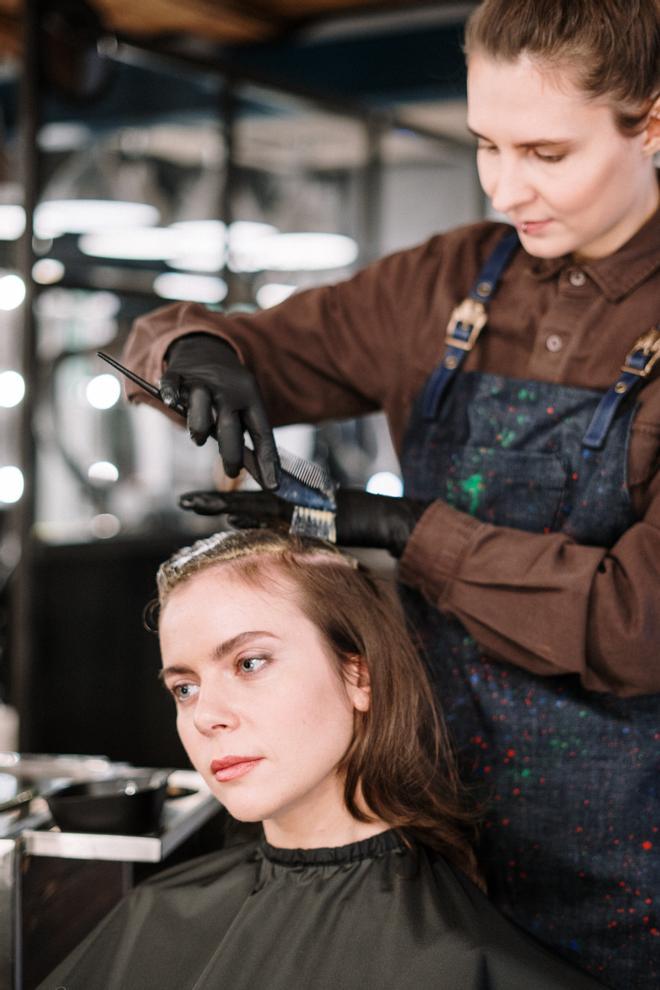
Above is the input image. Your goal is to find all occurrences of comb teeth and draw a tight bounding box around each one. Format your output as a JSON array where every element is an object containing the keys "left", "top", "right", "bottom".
[
  {"left": 279, "top": 450, "right": 334, "bottom": 495},
  {"left": 289, "top": 506, "right": 337, "bottom": 543},
  {"left": 243, "top": 437, "right": 334, "bottom": 497}
]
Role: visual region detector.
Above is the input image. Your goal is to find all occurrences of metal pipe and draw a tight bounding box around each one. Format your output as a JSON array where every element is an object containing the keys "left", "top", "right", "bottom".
[
  {"left": 219, "top": 76, "right": 245, "bottom": 306},
  {"left": 360, "top": 115, "right": 384, "bottom": 265},
  {"left": 11, "top": 0, "right": 41, "bottom": 749},
  {"left": 0, "top": 839, "right": 19, "bottom": 990}
]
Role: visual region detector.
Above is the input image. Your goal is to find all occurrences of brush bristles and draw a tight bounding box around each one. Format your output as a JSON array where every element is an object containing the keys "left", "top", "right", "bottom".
[{"left": 289, "top": 506, "right": 337, "bottom": 543}]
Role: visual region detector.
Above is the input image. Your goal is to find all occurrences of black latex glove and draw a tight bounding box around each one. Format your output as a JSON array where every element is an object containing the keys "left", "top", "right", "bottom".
[
  {"left": 159, "top": 334, "right": 281, "bottom": 490},
  {"left": 179, "top": 488, "right": 427, "bottom": 558}
]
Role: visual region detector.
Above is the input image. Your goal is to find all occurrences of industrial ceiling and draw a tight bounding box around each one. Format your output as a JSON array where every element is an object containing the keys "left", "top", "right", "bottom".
[{"left": 0, "top": 1, "right": 474, "bottom": 54}]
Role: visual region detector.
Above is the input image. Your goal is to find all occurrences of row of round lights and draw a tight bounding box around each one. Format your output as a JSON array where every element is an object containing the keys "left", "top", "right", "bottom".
[
  {"left": 0, "top": 370, "right": 123, "bottom": 507},
  {"left": 0, "top": 200, "right": 360, "bottom": 515},
  {"left": 0, "top": 368, "right": 26, "bottom": 503},
  {"left": 0, "top": 204, "right": 152, "bottom": 511},
  {"left": 85, "top": 376, "right": 121, "bottom": 506}
]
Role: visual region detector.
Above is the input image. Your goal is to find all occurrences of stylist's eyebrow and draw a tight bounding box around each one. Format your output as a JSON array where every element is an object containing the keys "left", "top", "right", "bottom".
[
  {"left": 467, "top": 125, "right": 569, "bottom": 147},
  {"left": 159, "top": 630, "right": 279, "bottom": 680}
]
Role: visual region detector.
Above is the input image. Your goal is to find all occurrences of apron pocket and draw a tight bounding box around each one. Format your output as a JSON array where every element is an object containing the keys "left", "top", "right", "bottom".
[{"left": 435, "top": 446, "right": 569, "bottom": 533}]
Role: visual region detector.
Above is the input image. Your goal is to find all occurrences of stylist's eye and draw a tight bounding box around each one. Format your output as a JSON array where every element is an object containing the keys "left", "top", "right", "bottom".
[
  {"left": 477, "top": 142, "right": 497, "bottom": 154},
  {"left": 238, "top": 656, "right": 268, "bottom": 675},
  {"left": 535, "top": 151, "right": 565, "bottom": 163},
  {"left": 170, "top": 682, "right": 199, "bottom": 703}
]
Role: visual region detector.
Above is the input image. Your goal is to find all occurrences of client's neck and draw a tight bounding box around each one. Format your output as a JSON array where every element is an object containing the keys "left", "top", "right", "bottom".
[{"left": 262, "top": 780, "right": 390, "bottom": 850}]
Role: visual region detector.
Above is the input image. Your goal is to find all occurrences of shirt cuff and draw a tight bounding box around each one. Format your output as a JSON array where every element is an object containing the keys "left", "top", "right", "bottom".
[{"left": 398, "top": 500, "right": 485, "bottom": 606}]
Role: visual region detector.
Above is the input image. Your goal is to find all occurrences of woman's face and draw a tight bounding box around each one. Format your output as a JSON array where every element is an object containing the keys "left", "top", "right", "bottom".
[
  {"left": 467, "top": 53, "right": 658, "bottom": 260},
  {"left": 159, "top": 565, "right": 371, "bottom": 847}
]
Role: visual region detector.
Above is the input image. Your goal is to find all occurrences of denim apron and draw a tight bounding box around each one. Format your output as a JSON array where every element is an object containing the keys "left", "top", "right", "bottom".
[{"left": 399, "top": 232, "right": 659, "bottom": 989}]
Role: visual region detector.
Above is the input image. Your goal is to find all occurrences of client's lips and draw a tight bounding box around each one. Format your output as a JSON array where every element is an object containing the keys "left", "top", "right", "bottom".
[
  {"left": 210, "top": 756, "right": 263, "bottom": 782},
  {"left": 517, "top": 219, "right": 553, "bottom": 234}
]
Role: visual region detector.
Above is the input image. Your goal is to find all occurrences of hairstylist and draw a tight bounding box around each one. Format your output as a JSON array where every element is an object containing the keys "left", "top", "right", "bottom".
[{"left": 122, "top": 2, "right": 660, "bottom": 986}]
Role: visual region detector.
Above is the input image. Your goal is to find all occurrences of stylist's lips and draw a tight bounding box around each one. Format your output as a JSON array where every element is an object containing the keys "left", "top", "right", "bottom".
[{"left": 211, "top": 756, "right": 263, "bottom": 782}]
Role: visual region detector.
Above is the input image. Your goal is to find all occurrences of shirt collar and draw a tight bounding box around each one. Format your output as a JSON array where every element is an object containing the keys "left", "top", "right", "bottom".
[{"left": 525, "top": 198, "right": 660, "bottom": 301}]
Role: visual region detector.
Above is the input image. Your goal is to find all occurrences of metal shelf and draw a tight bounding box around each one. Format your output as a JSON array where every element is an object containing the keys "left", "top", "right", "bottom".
[{"left": 22, "top": 769, "right": 217, "bottom": 863}]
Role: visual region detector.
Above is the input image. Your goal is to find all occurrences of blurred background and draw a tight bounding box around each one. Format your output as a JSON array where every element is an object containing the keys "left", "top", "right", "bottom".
[{"left": 0, "top": 0, "right": 485, "bottom": 768}]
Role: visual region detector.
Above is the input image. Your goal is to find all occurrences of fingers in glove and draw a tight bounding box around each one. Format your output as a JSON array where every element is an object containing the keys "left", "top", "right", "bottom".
[
  {"left": 158, "top": 371, "right": 183, "bottom": 407},
  {"left": 187, "top": 385, "right": 215, "bottom": 445},
  {"left": 222, "top": 491, "right": 287, "bottom": 519},
  {"left": 179, "top": 491, "right": 229, "bottom": 515},
  {"left": 179, "top": 489, "right": 288, "bottom": 520},
  {"left": 215, "top": 409, "right": 244, "bottom": 478},
  {"left": 334, "top": 489, "right": 426, "bottom": 556},
  {"left": 243, "top": 398, "right": 281, "bottom": 491}
]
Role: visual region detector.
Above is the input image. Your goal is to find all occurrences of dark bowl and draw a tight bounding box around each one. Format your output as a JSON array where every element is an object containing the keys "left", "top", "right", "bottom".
[{"left": 46, "top": 772, "right": 169, "bottom": 835}]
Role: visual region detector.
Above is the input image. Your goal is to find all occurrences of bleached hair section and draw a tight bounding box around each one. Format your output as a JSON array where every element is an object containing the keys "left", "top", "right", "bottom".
[{"left": 156, "top": 528, "right": 358, "bottom": 602}]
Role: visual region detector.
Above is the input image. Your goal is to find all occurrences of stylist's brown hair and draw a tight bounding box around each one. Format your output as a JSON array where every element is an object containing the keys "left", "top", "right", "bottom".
[{"left": 465, "top": 0, "right": 660, "bottom": 134}]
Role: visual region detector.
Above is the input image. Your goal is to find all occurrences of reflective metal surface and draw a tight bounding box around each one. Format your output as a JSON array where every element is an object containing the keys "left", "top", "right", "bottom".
[
  {"left": 0, "top": 839, "right": 18, "bottom": 990},
  {"left": 0, "top": 754, "right": 219, "bottom": 989},
  {"left": 24, "top": 769, "right": 214, "bottom": 862}
]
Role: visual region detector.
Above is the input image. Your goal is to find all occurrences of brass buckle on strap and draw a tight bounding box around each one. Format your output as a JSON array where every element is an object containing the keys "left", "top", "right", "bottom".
[
  {"left": 620, "top": 327, "right": 660, "bottom": 379},
  {"left": 445, "top": 297, "right": 488, "bottom": 351}
]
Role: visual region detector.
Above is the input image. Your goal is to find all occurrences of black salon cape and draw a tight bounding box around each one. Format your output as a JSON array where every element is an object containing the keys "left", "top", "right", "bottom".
[{"left": 39, "top": 830, "right": 602, "bottom": 990}]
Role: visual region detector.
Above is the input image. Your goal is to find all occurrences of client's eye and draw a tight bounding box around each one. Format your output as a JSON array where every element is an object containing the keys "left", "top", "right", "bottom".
[
  {"left": 171, "top": 682, "right": 199, "bottom": 702},
  {"left": 238, "top": 656, "right": 268, "bottom": 675}
]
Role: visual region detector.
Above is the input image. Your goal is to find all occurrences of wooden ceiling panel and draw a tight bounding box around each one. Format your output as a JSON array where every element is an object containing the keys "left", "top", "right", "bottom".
[{"left": 95, "top": 0, "right": 278, "bottom": 45}]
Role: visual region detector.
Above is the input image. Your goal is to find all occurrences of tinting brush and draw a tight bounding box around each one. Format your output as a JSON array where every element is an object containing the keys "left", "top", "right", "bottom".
[{"left": 97, "top": 351, "right": 338, "bottom": 542}]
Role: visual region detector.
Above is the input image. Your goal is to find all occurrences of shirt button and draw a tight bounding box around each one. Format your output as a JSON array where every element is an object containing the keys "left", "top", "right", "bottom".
[
  {"left": 545, "top": 334, "right": 563, "bottom": 353},
  {"left": 568, "top": 268, "right": 586, "bottom": 287}
]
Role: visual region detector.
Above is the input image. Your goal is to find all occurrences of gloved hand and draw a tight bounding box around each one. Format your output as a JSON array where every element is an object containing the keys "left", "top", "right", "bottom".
[
  {"left": 179, "top": 488, "right": 427, "bottom": 558},
  {"left": 159, "top": 333, "right": 281, "bottom": 490}
]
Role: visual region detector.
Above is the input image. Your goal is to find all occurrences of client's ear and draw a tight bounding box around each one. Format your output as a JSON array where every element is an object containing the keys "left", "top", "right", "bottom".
[
  {"left": 642, "top": 96, "right": 660, "bottom": 156},
  {"left": 344, "top": 656, "right": 371, "bottom": 712}
]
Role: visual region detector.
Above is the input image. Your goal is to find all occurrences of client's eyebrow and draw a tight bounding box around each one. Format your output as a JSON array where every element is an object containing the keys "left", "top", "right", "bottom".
[
  {"left": 467, "top": 125, "right": 569, "bottom": 148},
  {"left": 160, "top": 630, "right": 279, "bottom": 680},
  {"left": 212, "top": 630, "right": 279, "bottom": 661}
]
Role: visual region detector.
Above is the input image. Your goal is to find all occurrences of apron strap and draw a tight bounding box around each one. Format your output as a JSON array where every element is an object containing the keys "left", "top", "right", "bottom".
[
  {"left": 582, "top": 327, "right": 660, "bottom": 450},
  {"left": 422, "top": 229, "right": 519, "bottom": 420}
]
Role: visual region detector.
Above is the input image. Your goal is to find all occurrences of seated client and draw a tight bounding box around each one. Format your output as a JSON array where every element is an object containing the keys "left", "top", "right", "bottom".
[{"left": 40, "top": 530, "right": 600, "bottom": 989}]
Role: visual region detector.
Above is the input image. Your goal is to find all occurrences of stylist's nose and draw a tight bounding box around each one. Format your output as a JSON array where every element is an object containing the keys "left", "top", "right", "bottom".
[
  {"left": 489, "top": 156, "right": 534, "bottom": 215},
  {"left": 192, "top": 684, "right": 239, "bottom": 736}
]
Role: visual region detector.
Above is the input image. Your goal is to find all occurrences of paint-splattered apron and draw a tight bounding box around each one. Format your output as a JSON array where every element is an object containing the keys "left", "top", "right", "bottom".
[{"left": 399, "top": 232, "right": 659, "bottom": 989}]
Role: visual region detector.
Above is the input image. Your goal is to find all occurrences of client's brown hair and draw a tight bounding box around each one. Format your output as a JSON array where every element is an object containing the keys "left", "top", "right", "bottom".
[
  {"left": 464, "top": 0, "right": 659, "bottom": 134},
  {"left": 154, "top": 529, "right": 480, "bottom": 882}
]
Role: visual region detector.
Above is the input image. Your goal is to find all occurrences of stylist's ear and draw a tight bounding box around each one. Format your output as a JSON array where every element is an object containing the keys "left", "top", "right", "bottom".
[
  {"left": 344, "top": 656, "right": 371, "bottom": 712},
  {"left": 642, "top": 96, "right": 660, "bottom": 156}
]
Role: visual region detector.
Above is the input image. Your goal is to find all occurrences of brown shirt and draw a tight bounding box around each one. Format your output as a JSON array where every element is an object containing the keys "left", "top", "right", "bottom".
[{"left": 124, "top": 212, "right": 660, "bottom": 696}]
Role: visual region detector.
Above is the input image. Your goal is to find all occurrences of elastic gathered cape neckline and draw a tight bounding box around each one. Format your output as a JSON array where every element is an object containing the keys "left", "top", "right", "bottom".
[{"left": 259, "top": 827, "right": 404, "bottom": 865}]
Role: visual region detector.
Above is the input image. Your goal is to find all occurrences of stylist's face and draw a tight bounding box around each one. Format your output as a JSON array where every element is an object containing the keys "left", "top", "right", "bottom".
[
  {"left": 159, "top": 566, "right": 368, "bottom": 847},
  {"left": 467, "top": 53, "right": 658, "bottom": 260}
]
